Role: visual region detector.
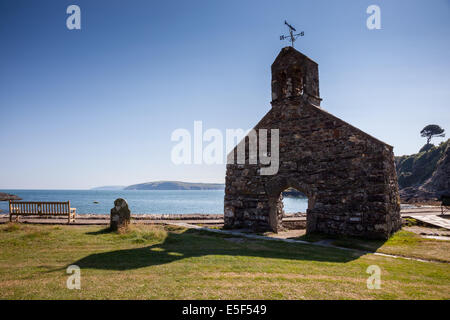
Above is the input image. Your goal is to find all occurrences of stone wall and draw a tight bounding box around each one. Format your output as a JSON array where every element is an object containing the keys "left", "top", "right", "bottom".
[{"left": 224, "top": 47, "right": 401, "bottom": 239}]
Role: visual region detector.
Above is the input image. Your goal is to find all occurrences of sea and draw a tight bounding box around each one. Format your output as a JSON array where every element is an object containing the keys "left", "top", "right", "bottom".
[{"left": 0, "top": 189, "right": 308, "bottom": 215}]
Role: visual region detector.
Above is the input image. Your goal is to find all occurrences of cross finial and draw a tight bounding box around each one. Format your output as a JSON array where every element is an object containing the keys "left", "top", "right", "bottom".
[{"left": 280, "top": 20, "right": 304, "bottom": 48}]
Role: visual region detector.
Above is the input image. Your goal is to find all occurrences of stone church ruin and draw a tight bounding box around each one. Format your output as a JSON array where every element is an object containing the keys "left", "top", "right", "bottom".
[{"left": 224, "top": 47, "right": 401, "bottom": 239}]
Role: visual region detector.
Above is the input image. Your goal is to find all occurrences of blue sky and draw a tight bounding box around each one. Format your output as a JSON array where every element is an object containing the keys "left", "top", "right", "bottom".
[{"left": 0, "top": 0, "right": 449, "bottom": 189}]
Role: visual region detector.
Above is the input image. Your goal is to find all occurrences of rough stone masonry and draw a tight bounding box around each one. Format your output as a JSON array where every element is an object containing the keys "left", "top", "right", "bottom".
[
  {"left": 110, "top": 198, "right": 131, "bottom": 232},
  {"left": 224, "top": 47, "right": 401, "bottom": 239}
]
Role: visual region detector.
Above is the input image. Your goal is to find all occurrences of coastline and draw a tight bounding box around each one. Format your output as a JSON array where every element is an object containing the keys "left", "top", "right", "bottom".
[{"left": 1, "top": 206, "right": 444, "bottom": 227}]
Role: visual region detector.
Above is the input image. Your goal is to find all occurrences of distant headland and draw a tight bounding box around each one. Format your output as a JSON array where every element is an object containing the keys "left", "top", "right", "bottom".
[{"left": 92, "top": 181, "right": 225, "bottom": 191}]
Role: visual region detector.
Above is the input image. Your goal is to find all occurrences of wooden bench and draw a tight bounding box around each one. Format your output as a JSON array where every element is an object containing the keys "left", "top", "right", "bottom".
[
  {"left": 9, "top": 201, "right": 76, "bottom": 223},
  {"left": 440, "top": 195, "right": 450, "bottom": 215}
]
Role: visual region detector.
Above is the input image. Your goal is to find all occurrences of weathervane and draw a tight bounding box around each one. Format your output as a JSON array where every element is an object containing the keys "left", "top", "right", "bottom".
[{"left": 280, "top": 20, "right": 304, "bottom": 48}]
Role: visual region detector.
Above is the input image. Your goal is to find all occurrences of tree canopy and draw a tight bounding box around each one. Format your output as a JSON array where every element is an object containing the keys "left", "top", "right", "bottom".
[{"left": 420, "top": 125, "right": 445, "bottom": 145}]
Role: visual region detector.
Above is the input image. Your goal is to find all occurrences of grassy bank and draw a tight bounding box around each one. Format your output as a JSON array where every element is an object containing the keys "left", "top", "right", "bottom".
[
  {"left": 293, "top": 228, "right": 450, "bottom": 263},
  {"left": 0, "top": 223, "right": 449, "bottom": 299}
]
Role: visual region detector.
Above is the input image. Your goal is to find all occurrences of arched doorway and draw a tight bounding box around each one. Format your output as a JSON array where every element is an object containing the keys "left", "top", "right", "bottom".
[
  {"left": 280, "top": 187, "right": 317, "bottom": 233},
  {"left": 281, "top": 187, "right": 308, "bottom": 214},
  {"left": 265, "top": 178, "right": 316, "bottom": 233}
]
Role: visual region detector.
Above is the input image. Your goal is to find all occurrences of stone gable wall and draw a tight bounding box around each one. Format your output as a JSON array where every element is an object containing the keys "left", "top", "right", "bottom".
[
  {"left": 224, "top": 47, "right": 401, "bottom": 239},
  {"left": 224, "top": 99, "right": 401, "bottom": 239}
]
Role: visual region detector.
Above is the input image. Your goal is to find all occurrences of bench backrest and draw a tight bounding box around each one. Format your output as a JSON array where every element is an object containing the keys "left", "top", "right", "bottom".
[{"left": 9, "top": 201, "right": 71, "bottom": 215}]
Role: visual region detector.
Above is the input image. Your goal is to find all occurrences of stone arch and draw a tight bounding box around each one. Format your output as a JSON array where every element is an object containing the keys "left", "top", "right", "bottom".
[{"left": 264, "top": 176, "right": 317, "bottom": 233}]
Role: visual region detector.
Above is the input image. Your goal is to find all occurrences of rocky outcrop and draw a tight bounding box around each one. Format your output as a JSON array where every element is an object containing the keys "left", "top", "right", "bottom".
[
  {"left": 0, "top": 193, "right": 21, "bottom": 201},
  {"left": 397, "top": 140, "right": 450, "bottom": 202}
]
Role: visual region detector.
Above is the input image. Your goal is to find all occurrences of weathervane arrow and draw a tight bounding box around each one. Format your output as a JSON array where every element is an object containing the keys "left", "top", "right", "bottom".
[{"left": 280, "top": 20, "right": 304, "bottom": 48}]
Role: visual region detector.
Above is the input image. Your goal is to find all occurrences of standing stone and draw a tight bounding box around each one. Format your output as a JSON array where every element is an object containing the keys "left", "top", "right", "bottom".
[{"left": 110, "top": 198, "right": 131, "bottom": 231}]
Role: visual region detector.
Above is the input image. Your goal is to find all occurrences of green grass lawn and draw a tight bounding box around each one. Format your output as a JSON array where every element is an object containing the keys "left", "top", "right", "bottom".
[
  {"left": 293, "top": 228, "right": 450, "bottom": 263},
  {"left": 0, "top": 223, "right": 449, "bottom": 299}
]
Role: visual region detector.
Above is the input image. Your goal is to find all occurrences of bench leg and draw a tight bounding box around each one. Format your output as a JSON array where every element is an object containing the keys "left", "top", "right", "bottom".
[
  {"left": 68, "top": 212, "right": 75, "bottom": 223},
  {"left": 9, "top": 214, "right": 12, "bottom": 222}
]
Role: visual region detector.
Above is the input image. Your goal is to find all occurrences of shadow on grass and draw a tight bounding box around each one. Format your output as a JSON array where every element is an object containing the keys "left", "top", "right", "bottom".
[
  {"left": 71, "top": 228, "right": 385, "bottom": 271},
  {"left": 290, "top": 232, "right": 387, "bottom": 253},
  {"left": 85, "top": 227, "right": 112, "bottom": 235}
]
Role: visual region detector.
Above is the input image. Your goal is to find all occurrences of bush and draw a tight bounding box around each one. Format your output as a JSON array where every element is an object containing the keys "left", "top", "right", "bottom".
[{"left": 419, "top": 143, "right": 434, "bottom": 153}]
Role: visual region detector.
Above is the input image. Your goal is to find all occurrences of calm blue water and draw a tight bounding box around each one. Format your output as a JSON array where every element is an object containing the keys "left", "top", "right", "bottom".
[{"left": 0, "top": 190, "right": 308, "bottom": 214}]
